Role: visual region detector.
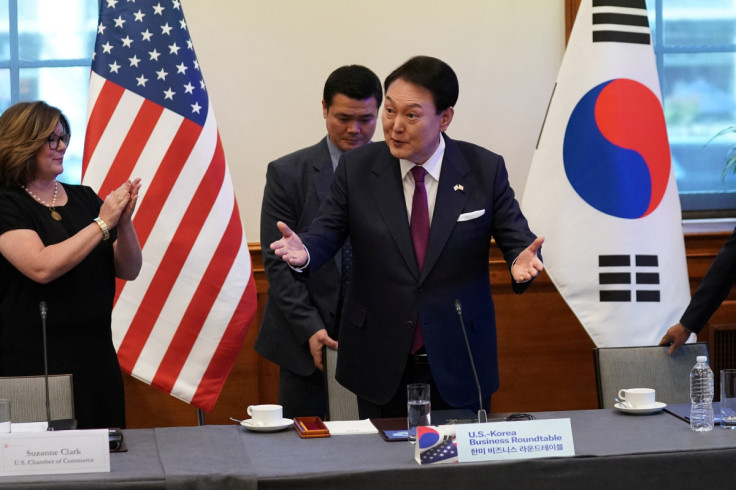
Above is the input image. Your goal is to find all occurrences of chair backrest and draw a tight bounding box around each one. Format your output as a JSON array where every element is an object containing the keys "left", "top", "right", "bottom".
[
  {"left": 324, "top": 348, "right": 359, "bottom": 420},
  {"left": 593, "top": 342, "right": 709, "bottom": 409},
  {"left": 0, "top": 374, "right": 75, "bottom": 423}
]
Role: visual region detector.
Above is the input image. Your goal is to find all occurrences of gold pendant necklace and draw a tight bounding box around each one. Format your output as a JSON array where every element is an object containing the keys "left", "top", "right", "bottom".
[{"left": 21, "top": 180, "right": 62, "bottom": 221}]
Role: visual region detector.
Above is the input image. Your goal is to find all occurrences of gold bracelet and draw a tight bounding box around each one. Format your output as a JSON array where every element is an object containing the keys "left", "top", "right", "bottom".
[{"left": 94, "top": 217, "right": 110, "bottom": 241}]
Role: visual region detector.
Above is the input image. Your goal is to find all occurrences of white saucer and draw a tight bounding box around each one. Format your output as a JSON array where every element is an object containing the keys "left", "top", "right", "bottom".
[
  {"left": 240, "top": 418, "right": 293, "bottom": 432},
  {"left": 614, "top": 401, "right": 667, "bottom": 414}
]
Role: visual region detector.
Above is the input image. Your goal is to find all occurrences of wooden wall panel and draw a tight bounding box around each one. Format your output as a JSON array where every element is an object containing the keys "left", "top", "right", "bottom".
[
  {"left": 492, "top": 268, "right": 596, "bottom": 412},
  {"left": 122, "top": 232, "right": 734, "bottom": 427}
]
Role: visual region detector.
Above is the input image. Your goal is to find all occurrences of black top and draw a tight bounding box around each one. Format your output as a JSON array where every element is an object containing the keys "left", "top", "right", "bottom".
[{"left": 0, "top": 183, "right": 125, "bottom": 429}]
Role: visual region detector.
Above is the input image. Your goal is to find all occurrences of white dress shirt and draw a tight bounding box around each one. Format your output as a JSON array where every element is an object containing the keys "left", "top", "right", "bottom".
[{"left": 399, "top": 135, "right": 446, "bottom": 225}]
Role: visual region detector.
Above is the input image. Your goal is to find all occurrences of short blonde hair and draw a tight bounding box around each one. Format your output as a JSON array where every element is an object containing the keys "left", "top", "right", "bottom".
[{"left": 0, "top": 101, "right": 70, "bottom": 188}]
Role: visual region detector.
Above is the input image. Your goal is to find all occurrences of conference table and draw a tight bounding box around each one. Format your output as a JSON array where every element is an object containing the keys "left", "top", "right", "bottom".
[{"left": 2, "top": 407, "right": 735, "bottom": 489}]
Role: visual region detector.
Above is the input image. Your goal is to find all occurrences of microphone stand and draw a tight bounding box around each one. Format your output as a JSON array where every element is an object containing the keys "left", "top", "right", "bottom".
[
  {"left": 38, "top": 302, "right": 77, "bottom": 431},
  {"left": 39, "top": 301, "right": 53, "bottom": 431},
  {"left": 454, "top": 300, "right": 488, "bottom": 424}
]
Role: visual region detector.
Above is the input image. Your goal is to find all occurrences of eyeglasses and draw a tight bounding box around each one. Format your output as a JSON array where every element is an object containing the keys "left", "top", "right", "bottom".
[{"left": 47, "top": 132, "right": 70, "bottom": 150}]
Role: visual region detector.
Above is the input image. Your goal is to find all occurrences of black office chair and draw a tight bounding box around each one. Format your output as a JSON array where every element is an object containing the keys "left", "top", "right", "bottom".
[{"left": 593, "top": 342, "right": 709, "bottom": 409}]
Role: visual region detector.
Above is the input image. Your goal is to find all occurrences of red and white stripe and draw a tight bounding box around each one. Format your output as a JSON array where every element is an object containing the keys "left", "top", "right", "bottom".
[{"left": 83, "top": 72, "right": 256, "bottom": 410}]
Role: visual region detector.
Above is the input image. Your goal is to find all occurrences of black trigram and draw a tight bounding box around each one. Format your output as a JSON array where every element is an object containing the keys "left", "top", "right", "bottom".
[
  {"left": 592, "top": 0, "right": 650, "bottom": 45},
  {"left": 599, "top": 254, "right": 660, "bottom": 302}
]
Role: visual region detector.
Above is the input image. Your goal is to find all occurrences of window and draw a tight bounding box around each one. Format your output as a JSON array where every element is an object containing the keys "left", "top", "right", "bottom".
[
  {"left": 647, "top": 0, "right": 736, "bottom": 218},
  {"left": 0, "top": 0, "right": 97, "bottom": 184}
]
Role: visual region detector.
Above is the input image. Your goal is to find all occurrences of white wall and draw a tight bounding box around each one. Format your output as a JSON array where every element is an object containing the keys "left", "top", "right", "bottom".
[{"left": 183, "top": 0, "right": 565, "bottom": 241}]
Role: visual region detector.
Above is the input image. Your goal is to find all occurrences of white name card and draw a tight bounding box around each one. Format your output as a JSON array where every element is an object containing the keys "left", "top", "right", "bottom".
[
  {"left": 454, "top": 418, "right": 575, "bottom": 462},
  {"left": 0, "top": 429, "right": 110, "bottom": 476}
]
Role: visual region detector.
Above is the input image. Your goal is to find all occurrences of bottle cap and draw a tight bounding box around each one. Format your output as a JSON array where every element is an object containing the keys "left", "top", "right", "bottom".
[{"left": 696, "top": 356, "right": 707, "bottom": 362}]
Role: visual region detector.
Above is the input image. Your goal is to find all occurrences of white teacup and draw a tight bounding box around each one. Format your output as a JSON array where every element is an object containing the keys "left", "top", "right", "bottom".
[
  {"left": 618, "top": 388, "right": 656, "bottom": 408},
  {"left": 247, "top": 404, "right": 283, "bottom": 426}
]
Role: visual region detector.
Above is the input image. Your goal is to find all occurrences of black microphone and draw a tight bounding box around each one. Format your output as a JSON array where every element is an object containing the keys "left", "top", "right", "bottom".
[
  {"left": 39, "top": 301, "right": 53, "bottom": 430},
  {"left": 39, "top": 301, "right": 76, "bottom": 431},
  {"left": 454, "top": 299, "right": 488, "bottom": 424}
]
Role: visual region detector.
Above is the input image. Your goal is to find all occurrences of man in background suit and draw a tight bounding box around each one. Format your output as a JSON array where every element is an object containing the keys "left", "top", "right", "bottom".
[
  {"left": 659, "top": 227, "right": 736, "bottom": 354},
  {"left": 256, "top": 65, "right": 382, "bottom": 418},
  {"left": 271, "top": 56, "right": 544, "bottom": 418}
]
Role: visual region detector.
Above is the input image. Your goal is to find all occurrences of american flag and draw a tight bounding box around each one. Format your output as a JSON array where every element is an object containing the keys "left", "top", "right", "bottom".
[
  {"left": 82, "top": 0, "right": 257, "bottom": 411},
  {"left": 417, "top": 427, "right": 458, "bottom": 465}
]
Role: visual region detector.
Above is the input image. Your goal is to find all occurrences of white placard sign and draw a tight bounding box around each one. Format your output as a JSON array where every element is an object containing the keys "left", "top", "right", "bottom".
[
  {"left": 0, "top": 429, "right": 110, "bottom": 476},
  {"left": 454, "top": 419, "right": 575, "bottom": 462}
]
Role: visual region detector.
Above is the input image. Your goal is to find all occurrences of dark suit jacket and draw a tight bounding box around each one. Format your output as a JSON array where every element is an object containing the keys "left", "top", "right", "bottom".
[
  {"left": 255, "top": 138, "right": 342, "bottom": 376},
  {"left": 681, "top": 226, "right": 736, "bottom": 334},
  {"left": 300, "top": 134, "right": 538, "bottom": 407}
]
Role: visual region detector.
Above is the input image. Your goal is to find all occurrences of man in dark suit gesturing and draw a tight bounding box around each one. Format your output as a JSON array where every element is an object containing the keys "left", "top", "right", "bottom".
[
  {"left": 256, "top": 65, "right": 382, "bottom": 418},
  {"left": 271, "top": 56, "right": 544, "bottom": 418},
  {"left": 659, "top": 227, "right": 736, "bottom": 355}
]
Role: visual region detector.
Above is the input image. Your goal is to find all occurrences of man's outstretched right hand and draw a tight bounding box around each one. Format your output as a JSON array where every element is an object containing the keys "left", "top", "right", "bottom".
[{"left": 270, "top": 221, "right": 308, "bottom": 268}]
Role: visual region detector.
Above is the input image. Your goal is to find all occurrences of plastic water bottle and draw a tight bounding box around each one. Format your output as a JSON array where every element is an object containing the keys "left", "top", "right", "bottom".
[{"left": 690, "top": 355, "right": 714, "bottom": 432}]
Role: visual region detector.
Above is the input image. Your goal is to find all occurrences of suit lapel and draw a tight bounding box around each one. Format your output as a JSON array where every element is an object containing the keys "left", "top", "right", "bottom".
[
  {"left": 421, "top": 135, "right": 470, "bottom": 279},
  {"left": 369, "top": 148, "right": 419, "bottom": 277},
  {"left": 312, "top": 138, "right": 334, "bottom": 204},
  {"left": 310, "top": 138, "right": 341, "bottom": 272}
]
